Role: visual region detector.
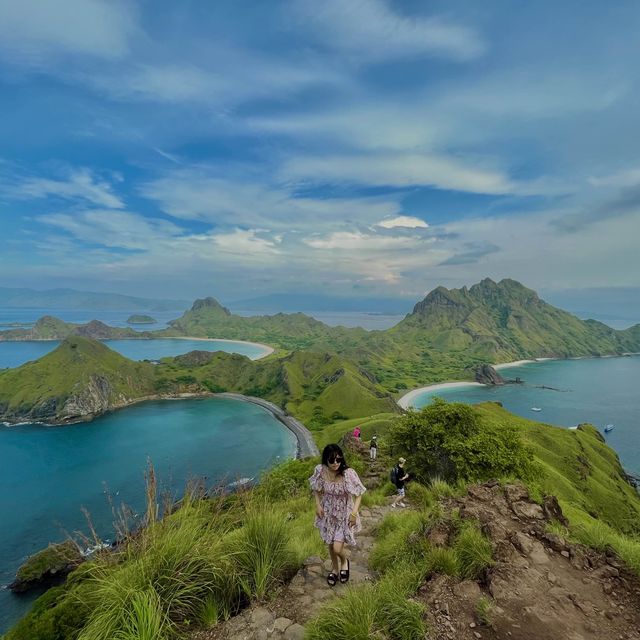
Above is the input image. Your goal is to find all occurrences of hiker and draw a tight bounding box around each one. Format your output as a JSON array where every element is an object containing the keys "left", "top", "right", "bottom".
[
  {"left": 309, "top": 443, "right": 367, "bottom": 587},
  {"left": 369, "top": 435, "right": 378, "bottom": 460},
  {"left": 390, "top": 457, "right": 409, "bottom": 508},
  {"left": 352, "top": 426, "right": 361, "bottom": 439}
]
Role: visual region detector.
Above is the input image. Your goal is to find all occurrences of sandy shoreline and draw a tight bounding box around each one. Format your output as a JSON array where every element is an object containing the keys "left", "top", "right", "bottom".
[
  {"left": 170, "top": 336, "right": 275, "bottom": 359},
  {"left": 397, "top": 381, "right": 484, "bottom": 409},
  {"left": 398, "top": 357, "right": 558, "bottom": 409}
]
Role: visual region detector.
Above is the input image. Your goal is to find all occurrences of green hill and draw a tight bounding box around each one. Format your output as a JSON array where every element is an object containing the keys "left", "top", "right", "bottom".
[
  {"left": 392, "top": 278, "right": 639, "bottom": 360},
  {"left": 0, "top": 338, "right": 398, "bottom": 425},
  {"left": 0, "top": 337, "right": 157, "bottom": 423}
]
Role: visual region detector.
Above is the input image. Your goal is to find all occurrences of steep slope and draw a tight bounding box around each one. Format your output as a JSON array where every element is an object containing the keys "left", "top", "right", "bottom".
[
  {"left": 0, "top": 337, "right": 157, "bottom": 423},
  {"left": 392, "top": 278, "right": 639, "bottom": 360}
]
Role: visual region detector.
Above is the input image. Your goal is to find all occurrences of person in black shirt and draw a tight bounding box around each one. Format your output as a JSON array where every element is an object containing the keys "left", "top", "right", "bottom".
[
  {"left": 391, "top": 457, "right": 409, "bottom": 508},
  {"left": 369, "top": 435, "right": 378, "bottom": 460}
]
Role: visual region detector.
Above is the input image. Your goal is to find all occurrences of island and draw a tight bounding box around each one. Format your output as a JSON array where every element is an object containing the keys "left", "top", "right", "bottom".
[{"left": 126, "top": 314, "right": 156, "bottom": 324}]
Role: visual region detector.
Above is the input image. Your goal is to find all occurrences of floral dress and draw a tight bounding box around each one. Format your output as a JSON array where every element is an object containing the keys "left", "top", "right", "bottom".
[{"left": 309, "top": 465, "right": 367, "bottom": 546}]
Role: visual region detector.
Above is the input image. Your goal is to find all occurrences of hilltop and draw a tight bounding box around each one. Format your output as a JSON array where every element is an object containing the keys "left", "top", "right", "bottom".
[
  {"left": 3, "top": 279, "right": 640, "bottom": 391},
  {"left": 0, "top": 338, "right": 398, "bottom": 425},
  {"left": 0, "top": 337, "right": 157, "bottom": 423}
]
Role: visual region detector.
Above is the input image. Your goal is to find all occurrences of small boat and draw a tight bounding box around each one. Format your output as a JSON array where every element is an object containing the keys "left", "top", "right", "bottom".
[
  {"left": 531, "top": 407, "right": 542, "bottom": 412},
  {"left": 604, "top": 424, "right": 614, "bottom": 433}
]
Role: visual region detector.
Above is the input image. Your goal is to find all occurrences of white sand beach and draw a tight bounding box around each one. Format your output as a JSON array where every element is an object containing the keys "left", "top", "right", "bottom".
[
  {"left": 398, "top": 381, "right": 483, "bottom": 409},
  {"left": 171, "top": 336, "right": 275, "bottom": 359}
]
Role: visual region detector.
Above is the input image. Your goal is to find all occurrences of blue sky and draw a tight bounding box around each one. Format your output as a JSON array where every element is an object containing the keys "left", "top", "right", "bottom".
[{"left": 1, "top": 0, "right": 639, "bottom": 310}]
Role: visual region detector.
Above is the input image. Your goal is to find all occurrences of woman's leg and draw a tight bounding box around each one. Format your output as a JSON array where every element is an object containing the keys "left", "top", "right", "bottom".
[
  {"left": 332, "top": 540, "right": 348, "bottom": 572},
  {"left": 328, "top": 543, "right": 339, "bottom": 575}
]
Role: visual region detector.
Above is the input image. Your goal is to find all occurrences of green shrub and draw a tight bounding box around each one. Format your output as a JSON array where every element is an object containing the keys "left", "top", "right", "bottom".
[
  {"left": 424, "top": 547, "right": 459, "bottom": 577},
  {"left": 388, "top": 398, "right": 535, "bottom": 483}
]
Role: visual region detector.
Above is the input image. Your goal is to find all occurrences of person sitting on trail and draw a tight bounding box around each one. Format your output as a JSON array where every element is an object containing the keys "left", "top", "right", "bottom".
[
  {"left": 390, "top": 457, "right": 409, "bottom": 508},
  {"left": 369, "top": 435, "right": 378, "bottom": 460}
]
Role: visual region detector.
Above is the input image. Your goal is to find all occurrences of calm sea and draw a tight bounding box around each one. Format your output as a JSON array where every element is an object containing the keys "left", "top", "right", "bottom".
[
  {"left": 408, "top": 356, "right": 640, "bottom": 475},
  {"left": 0, "top": 397, "right": 296, "bottom": 633}
]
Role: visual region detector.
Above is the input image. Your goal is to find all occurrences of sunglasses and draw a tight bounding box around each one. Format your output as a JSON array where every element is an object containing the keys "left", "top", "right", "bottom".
[{"left": 328, "top": 456, "right": 343, "bottom": 464}]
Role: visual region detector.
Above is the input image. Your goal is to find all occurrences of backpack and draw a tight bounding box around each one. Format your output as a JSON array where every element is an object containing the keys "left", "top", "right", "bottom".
[{"left": 389, "top": 466, "right": 398, "bottom": 485}]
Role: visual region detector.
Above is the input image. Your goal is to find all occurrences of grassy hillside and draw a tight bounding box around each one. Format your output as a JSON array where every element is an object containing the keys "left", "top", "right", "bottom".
[
  {"left": 0, "top": 339, "right": 398, "bottom": 425},
  {"left": 6, "top": 401, "right": 640, "bottom": 640},
  {"left": 159, "top": 280, "right": 640, "bottom": 390},
  {"left": 0, "top": 337, "right": 158, "bottom": 423}
]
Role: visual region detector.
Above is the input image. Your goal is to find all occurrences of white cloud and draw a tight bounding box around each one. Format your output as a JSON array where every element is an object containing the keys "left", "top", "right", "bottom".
[
  {"left": 12, "top": 168, "right": 125, "bottom": 209},
  {"left": 41, "top": 210, "right": 183, "bottom": 250},
  {"left": 290, "top": 0, "right": 485, "bottom": 62},
  {"left": 139, "top": 169, "right": 402, "bottom": 229},
  {"left": 210, "top": 228, "right": 281, "bottom": 258},
  {"left": 376, "top": 216, "right": 429, "bottom": 229},
  {"left": 282, "top": 153, "right": 515, "bottom": 195},
  {"left": 0, "top": 0, "right": 137, "bottom": 63},
  {"left": 304, "top": 231, "right": 422, "bottom": 251},
  {"left": 589, "top": 167, "right": 640, "bottom": 189}
]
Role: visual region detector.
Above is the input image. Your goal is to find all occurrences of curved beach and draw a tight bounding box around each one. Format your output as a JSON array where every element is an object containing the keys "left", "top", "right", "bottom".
[
  {"left": 170, "top": 336, "right": 275, "bottom": 359},
  {"left": 397, "top": 358, "right": 554, "bottom": 409}
]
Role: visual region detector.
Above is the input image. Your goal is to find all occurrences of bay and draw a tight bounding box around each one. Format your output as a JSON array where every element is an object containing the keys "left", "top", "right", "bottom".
[
  {"left": 0, "top": 338, "right": 270, "bottom": 369},
  {"left": 407, "top": 355, "right": 640, "bottom": 475},
  {"left": 0, "top": 397, "right": 297, "bottom": 633}
]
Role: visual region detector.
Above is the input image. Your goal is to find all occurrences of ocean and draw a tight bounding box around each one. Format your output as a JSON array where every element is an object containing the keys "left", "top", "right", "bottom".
[
  {"left": 0, "top": 397, "right": 296, "bottom": 632},
  {"left": 407, "top": 355, "right": 640, "bottom": 475}
]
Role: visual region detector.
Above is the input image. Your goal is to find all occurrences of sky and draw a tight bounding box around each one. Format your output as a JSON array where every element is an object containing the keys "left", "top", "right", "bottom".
[{"left": 1, "top": 0, "right": 639, "bottom": 315}]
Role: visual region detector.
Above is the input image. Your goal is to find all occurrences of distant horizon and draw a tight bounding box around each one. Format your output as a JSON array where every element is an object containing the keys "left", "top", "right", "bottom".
[{"left": 0, "top": 281, "right": 638, "bottom": 330}]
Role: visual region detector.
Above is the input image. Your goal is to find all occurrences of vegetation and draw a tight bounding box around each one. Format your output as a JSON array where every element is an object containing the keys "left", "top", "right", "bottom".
[
  {"left": 126, "top": 315, "right": 156, "bottom": 324},
  {"left": 5, "top": 279, "right": 640, "bottom": 392},
  {"left": 387, "top": 398, "right": 537, "bottom": 482},
  {"left": 0, "top": 339, "right": 398, "bottom": 424}
]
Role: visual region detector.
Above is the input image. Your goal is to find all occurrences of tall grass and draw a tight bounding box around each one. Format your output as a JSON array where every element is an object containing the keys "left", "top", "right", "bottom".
[
  {"left": 227, "top": 506, "right": 297, "bottom": 600},
  {"left": 306, "top": 564, "right": 426, "bottom": 640},
  {"left": 454, "top": 521, "right": 494, "bottom": 580}
]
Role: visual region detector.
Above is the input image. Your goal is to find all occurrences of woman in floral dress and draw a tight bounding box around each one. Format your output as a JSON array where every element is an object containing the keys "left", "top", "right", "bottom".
[{"left": 309, "top": 443, "right": 367, "bottom": 586}]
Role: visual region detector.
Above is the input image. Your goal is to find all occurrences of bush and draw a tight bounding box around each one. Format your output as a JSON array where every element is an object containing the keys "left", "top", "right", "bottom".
[{"left": 387, "top": 398, "right": 535, "bottom": 483}]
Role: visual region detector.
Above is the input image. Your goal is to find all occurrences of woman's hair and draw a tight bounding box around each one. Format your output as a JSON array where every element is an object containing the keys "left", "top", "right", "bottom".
[{"left": 321, "top": 443, "right": 349, "bottom": 475}]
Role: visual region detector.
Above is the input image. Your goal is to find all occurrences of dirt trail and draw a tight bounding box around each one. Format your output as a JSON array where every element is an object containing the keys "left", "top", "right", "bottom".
[
  {"left": 419, "top": 482, "right": 640, "bottom": 640},
  {"left": 193, "top": 456, "right": 393, "bottom": 640}
]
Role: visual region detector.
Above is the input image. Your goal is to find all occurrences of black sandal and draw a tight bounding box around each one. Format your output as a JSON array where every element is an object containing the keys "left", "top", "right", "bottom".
[
  {"left": 339, "top": 559, "right": 350, "bottom": 584},
  {"left": 327, "top": 571, "right": 338, "bottom": 587}
]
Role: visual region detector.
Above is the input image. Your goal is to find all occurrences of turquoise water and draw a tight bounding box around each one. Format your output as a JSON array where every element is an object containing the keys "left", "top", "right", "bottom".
[
  {"left": 408, "top": 355, "right": 640, "bottom": 475},
  {"left": 0, "top": 338, "right": 270, "bottom": 369},
  {"left": 0, "top": 397, "right": 296, "bottom": 632}
]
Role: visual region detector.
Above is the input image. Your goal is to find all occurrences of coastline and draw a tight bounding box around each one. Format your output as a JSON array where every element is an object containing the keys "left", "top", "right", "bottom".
[
  {"left": 397, "top": 357, "right": 562, "bottom": 409},
  {"left": 398, "top": 381, "right": 484, "bottom": 409},
  {"left": 0, "top": 335, "right": 276, "bottom": 360},
  {"left": 169, "top": 336, "right": 275, "bottom": 359},
  {"left": 1, "top": 391, "right": 317, "bottom": 460}
]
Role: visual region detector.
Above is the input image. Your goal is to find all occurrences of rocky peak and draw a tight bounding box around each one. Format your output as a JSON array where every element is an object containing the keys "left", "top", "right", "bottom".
[{"left": 190, "top": 297, "right": 231, "bottom": 315}]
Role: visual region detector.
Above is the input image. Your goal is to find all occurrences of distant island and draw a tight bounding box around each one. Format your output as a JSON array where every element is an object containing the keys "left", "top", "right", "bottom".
[
  {"left": 2, "top": 278, "right": 640, "bottom": 394},
  {"left": 126, "top": 314, "right": 156, "bottom": 324}
]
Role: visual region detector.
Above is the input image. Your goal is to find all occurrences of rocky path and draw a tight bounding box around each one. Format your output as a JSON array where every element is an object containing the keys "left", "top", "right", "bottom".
[{"left": 193, "top": 501, "right": 394, "bottom": 640}]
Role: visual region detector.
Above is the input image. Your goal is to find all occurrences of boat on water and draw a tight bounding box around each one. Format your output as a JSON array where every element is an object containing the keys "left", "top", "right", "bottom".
[
  {"left": 531, "top": 407, "right": 542, "bottom": 412},
  {"left": 604, "top": 424, "right": 615, "bottom": 433}
]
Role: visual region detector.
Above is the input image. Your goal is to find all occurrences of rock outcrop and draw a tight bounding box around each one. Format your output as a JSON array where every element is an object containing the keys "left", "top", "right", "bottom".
[{"left": 474, "top": 364, "right": 505, "bottom": 385}]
